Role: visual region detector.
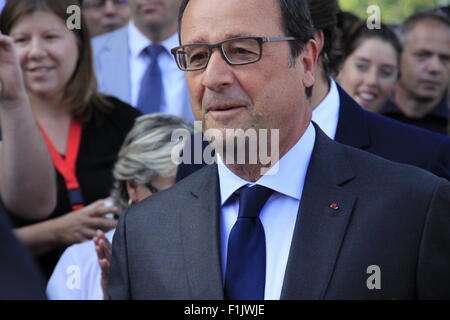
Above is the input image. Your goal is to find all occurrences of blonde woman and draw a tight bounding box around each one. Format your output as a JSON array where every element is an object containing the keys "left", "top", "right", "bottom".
[{"left": 46, "top": 113, "right": 193, "bottom": 300}]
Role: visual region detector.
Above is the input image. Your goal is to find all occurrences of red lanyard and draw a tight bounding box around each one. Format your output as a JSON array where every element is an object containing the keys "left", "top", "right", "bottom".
[{"left": 38, "top": 117, "right": 84, "bottom": 211}]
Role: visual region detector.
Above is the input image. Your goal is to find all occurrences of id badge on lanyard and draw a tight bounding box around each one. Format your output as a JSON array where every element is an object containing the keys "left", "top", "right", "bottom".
[{"left": 39, "top": 118, "right": 84, "bottom": 211}]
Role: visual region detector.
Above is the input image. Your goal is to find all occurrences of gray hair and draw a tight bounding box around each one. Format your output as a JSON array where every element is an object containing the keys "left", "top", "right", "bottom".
[
  {"left": 399, "top": 10, "right": 450, "bottom": 46},
  {"left": 110, "top": 113, "right": 193, "bottom": 211}
]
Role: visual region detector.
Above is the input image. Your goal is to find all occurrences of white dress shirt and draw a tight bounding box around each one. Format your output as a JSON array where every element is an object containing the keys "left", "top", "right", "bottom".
[
  {"left": 46, "top": 230, "right": 115, "bottom": 300},
  {"left": 218, "top": 123, "right": 316, "bottom": 300},
  {"left": 128, "top": 22, "right": 190, "bottom": 117},
  {"left": 312, "top": 79, "right": 340, "bottom": 140},
  {"left": 0, "top": 0, "right": 5, "bottom": 12}
]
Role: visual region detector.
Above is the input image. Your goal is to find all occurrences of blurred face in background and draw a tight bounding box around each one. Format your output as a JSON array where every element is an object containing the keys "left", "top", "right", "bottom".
[
  {"left": 337, "top": 38, "right": 399, "bottom": 113},
  {"left": 82, "top": 0, "right": 131, "bottom": 37},
  {"left": 128, "top": 0, "right": 181, "bottom": 38},
  {"left": 399, "top": 20, "right": 450, "bottom": 104},
  {"left": 127, "top": 175, "right": 175, "bottom": 203},
  {"left": 10, "top": 11, "right": 80, "bottom": 100}
]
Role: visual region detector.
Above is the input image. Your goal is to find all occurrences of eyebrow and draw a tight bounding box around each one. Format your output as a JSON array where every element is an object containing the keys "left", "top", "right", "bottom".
[
  {"left": 380, "top": 64, "right": 396, "bottom": 69},
  {"left": 183, "top": 33, "right": 257, "bottom": 45},
  {"left": 354, "top": 57, "right": 396, "bottom": 68}
]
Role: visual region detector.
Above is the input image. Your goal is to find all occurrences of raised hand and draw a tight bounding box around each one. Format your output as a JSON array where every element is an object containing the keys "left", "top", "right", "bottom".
[
  {"left": 0, "top": 32, "right": 27, "bottom": 104},
  {"left": 94, "top": 229, "right": 113, "bottom": 300}
]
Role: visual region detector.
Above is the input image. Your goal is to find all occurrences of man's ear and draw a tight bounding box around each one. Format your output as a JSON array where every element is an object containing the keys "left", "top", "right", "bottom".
[
  {"left": 314, "top": 30, "right": 325, "bottom": 55},
  {"left": 300, "top": 38, "right": 319, "bottom": 89}
]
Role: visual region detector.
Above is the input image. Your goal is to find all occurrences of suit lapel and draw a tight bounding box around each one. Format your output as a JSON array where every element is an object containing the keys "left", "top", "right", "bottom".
[
  {"left": 179, "top": 165, "right": 224, "bottom": 299},
  {"left": 335, "top": 84, "right": 370, "bottom": 149},
  {"left": 281, "top": 126, "right": 356, "bottom": 299}
]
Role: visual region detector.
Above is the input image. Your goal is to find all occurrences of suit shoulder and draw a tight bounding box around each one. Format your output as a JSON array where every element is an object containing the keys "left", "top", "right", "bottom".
[
  {"left": 341, "top": 141, "right": 446, "bottom": 190},
  {"left": 125, "top": 164, "right": 217, "bottom": 219}
]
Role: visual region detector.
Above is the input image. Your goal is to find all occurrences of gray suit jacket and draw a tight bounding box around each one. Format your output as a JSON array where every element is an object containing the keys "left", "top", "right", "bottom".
[
  {"left": 92, "top": 25, "right": 193, "bottom": 120},
  {"left": 109, "top": 125, "right": 450, "bottom": 299}
]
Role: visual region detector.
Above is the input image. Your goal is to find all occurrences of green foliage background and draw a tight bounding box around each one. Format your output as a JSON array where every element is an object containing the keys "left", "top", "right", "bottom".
[{"left": 338, "top": 0, "right": 450, "bottom": 24}]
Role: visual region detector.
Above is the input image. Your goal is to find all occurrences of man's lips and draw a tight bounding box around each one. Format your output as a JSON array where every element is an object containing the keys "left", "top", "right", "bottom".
[
  {"left": 419, "top": 79, "right": 441, "bottom": 88},
  {"left": 205, "top": 103, "right": 246, "bottom": 121},
  {"left": 206, "top": 103, "right": 246, "bottom": 112}
]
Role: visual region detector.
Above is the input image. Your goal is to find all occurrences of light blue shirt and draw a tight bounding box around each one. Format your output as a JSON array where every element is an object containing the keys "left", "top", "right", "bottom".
[
  {"left": 218, "top": 123, "right": 316, "bottom": 300},
  {"left": 128, "top": 22, "right": 191, "bottom": 118},
  {"left": 312, "top": 78, "right": 340, "bottom": 140},
  {"left": 0, "top": 0, "right": 4, "bottom": 12}
]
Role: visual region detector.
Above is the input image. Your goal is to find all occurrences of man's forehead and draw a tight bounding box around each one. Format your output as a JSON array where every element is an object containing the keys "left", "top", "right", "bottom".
[
  {"left": 410, "top": 19, "right": 450, "bottom": 38},
  {"left": 180, "top": 0, "right": 282, "bottom": 44}
]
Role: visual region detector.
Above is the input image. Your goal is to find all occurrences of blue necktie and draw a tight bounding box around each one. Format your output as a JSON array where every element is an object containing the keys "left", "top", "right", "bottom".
[
  {"left": 224, "top": 185, "right": 274, "bottom": 300},
  {"left": 137, "top": 44, "right": 165, "bottom": 114}
]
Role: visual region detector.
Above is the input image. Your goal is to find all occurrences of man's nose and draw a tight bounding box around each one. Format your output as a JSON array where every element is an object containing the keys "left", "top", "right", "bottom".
[
  {"left": 427, "top": 55, "right": 444, "bottom": 74},
  {"left": 201, "top": 50, "right": 235, "bottom": 92},
  {"left": 104, "top": 0, "right": 117, "bottom": 14}
]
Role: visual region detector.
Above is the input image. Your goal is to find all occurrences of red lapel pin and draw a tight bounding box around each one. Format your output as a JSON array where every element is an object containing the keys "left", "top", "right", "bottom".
[{"left": 329, "top": 203, "right": 340, "bottom": 211}]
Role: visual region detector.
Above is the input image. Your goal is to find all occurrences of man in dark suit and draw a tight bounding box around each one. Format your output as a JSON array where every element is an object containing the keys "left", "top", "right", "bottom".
[
  {"left": 176, "top": 0, "right": 450, "bottom": 182},
  {"left": 109, "top": 0, "right": 450, "bottom": 299}
]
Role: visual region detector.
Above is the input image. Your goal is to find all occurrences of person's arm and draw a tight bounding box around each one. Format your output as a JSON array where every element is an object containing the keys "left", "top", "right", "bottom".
[
  {"left": 0, "top": 32, "right": 56, "bottom": 219},
  {"left": 15, "top": 199, "right": 118, "bottom": 257}
]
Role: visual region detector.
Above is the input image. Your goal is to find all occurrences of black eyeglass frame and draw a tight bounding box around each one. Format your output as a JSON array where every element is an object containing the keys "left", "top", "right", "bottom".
[{"left": 170, "top": 36, "right": 297, "bottom": 71}]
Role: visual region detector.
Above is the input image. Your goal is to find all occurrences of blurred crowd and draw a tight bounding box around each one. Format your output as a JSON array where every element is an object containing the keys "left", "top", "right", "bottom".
[{"left": 0, "top": 0, "right": 449, "bottom": 300}]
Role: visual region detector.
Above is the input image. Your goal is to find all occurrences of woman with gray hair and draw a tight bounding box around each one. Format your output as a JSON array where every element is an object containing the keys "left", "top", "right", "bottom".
[{"left": 46, "top": 113, "right": 193, "bottom": 300}]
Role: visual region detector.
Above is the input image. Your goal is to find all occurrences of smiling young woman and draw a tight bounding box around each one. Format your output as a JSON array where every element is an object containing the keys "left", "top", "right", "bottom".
[{"left": 336, "top": 21, "right": 402, "bottom": 113}]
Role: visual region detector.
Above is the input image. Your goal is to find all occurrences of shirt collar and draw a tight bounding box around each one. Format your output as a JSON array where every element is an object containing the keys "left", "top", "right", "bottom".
[
  {"left": 128, "top": 21, "right": 179, "bottom": 59},
  {"left": 217, "top": 123, "right": 316, "bottom": 205},
  {"left": 312, "top": 78, "right": 340, "bottom": 139}
]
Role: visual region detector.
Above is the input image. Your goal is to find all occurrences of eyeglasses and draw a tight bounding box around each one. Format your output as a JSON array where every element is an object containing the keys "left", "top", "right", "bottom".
[
  {"left": 82, "top": 0, "right": 128, "bottom": 10},
  {"left": 171, "top": 36, "right": 297, "bottom": 71}
]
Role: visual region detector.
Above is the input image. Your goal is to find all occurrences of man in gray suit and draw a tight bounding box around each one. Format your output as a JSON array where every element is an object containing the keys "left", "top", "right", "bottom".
[
  {"left": 109, "top": 0, "right": 450, "bottom": 299},
  {"left": 92, "top": 0, "right": 193, "bottom": 120}
]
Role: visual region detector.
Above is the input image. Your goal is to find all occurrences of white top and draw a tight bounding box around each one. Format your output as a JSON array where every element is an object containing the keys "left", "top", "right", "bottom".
[
  {"left": 218, "top": 123, "right": 316, "bottom": 300},
  {"left": 311, "top": 78, "right": 340, "bottom": 140},
  {"left": 128, "top": 22, "right": 189, "bottom": 117},
  {"left": 0, "top": 0, "right": 5, "bottom": 12},
  {"left": 46, "top": 230, "right": 115, "bottom": 300}
]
